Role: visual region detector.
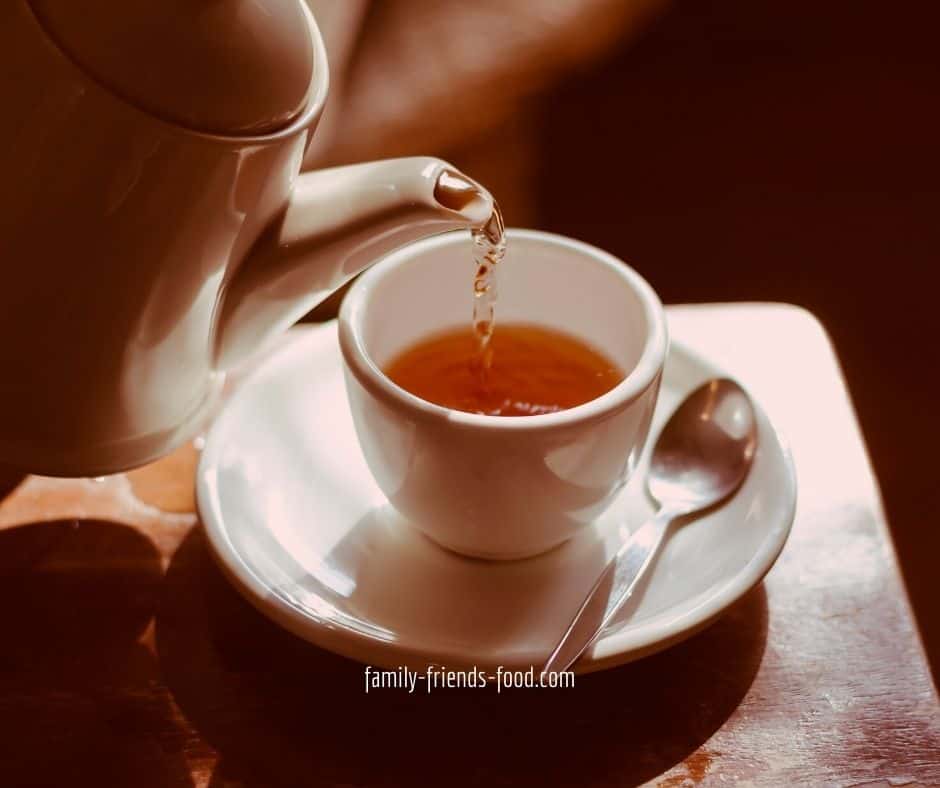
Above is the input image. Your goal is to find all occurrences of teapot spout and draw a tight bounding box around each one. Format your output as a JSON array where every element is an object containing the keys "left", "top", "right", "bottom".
[{"left": 213, "top": 157, "right": 493, "bottom": 370}]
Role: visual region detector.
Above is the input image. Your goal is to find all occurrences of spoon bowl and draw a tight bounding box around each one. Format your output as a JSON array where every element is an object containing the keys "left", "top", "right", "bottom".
[{"left": 649, "top": 379, "right": 758, "bottom": 512}]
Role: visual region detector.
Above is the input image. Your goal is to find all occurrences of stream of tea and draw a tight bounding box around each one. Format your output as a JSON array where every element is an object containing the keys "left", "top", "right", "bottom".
[
  {"left": 470, "top": 202, "right": 506, "bottom": 371},
  {"left": 384, "top": 201, "right": 625, "bottom": 415}
]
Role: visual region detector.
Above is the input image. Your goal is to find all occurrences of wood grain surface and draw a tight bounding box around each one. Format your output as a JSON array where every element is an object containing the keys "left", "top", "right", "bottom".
[{"left": 0, "top": 305, "right": 936, "bottom": 787}]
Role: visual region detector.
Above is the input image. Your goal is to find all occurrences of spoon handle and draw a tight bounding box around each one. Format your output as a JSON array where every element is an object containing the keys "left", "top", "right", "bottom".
[{"left": 541, "top": 507, "right": 676, "bottom": 676}]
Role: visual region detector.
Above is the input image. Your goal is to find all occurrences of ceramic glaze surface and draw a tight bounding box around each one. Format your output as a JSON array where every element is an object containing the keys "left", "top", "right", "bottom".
[
  {"left": 29, "top": 0, "right": 315, "bottom": 135},
  {"left": 339, "top": 231, "right": 668, "bottom": 558},
  {"left": 197, "top": 321, "right": 796, "bottom": 671},
  {"left": 0, "top": 3, "right": 492, "bottom": 475}
]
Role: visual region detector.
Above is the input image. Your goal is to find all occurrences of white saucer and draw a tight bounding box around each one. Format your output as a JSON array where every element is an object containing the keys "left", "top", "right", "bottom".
[{"left": 197, "top": 323, "right": 796, "bottom": 673}]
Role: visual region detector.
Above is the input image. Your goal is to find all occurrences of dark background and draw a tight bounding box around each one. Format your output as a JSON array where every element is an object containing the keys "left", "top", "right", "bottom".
[{"left": 532, "top": 0, "right": 938, "bottom": 680}]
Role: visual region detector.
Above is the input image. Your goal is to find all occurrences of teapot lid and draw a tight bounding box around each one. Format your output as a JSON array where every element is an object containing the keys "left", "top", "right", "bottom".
[{"left": 29, "top": 0, "right": 315, "bottom": 136}]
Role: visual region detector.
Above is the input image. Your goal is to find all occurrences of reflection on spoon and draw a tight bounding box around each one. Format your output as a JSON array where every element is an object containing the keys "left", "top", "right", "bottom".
[{"left": 543, "top": 378, "right": 758, "bottom": 675}]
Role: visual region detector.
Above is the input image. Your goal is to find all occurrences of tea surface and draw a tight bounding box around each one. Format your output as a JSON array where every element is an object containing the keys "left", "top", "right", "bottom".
[{"left": 384, "top": 324, "right": 624, "bottom": 416}]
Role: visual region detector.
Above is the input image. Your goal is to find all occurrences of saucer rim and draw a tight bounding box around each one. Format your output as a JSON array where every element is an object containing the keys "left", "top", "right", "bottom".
[{"left": 197, "top": 323, "right": 797, "bottom": 673}]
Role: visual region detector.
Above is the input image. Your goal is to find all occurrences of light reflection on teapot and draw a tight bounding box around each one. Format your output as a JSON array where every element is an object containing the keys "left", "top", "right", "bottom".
[{"left": 0, "top": 1, "right": 493, "bottom": 476}]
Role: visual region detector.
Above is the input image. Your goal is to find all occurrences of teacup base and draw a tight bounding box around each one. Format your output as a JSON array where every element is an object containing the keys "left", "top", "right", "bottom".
[{"left": 410, "top": 525, "right": 572, "bottom": 562}]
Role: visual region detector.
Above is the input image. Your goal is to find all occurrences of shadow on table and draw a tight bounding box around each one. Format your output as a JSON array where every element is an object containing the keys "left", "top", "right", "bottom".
[
  {"left": 0, "top": 519, "right": 194, "bottom": 788},
  {"left": 0, "top": 464, "right": 26, "bottom": 502},
  {"left": 157, "top": 528, "right": 768, "bottom": 788}
]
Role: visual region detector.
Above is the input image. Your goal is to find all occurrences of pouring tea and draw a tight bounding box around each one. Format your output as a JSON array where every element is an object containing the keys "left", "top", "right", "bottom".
[{"left": 0, "top": 0, "right": 493, "bottom": 476}]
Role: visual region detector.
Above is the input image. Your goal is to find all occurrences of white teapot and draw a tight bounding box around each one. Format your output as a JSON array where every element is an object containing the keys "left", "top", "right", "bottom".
[{"left": 0, "top": 0, "right": 493, "bottom": 476}]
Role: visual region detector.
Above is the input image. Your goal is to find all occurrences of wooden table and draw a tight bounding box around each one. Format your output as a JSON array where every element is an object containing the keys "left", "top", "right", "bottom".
[{"left": 0, "top": 304, "right": 937, "bottom": 787}]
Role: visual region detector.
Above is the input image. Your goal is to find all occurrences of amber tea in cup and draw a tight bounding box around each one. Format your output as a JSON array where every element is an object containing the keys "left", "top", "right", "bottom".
[{"left": 384, "top": 323, "right": 625, "bottom": 416}]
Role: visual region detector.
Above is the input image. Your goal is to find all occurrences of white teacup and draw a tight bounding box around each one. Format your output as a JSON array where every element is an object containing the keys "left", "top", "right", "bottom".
[{"left": 338, "top": 229, "right": 668, "bottom": 560}]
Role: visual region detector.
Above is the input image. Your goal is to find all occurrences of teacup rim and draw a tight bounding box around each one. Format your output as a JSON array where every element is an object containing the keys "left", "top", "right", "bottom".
[{"left": 338, "top": 228, "right": 669, "bottom": 431}]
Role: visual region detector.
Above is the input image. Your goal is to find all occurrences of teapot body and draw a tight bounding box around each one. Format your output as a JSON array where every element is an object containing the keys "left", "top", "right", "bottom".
[
  {"left": 0, "top": 2, "right": 319, "bottom": 474},
  {"left": 0, "top": 2, "right": 493, "bottom": 476}
]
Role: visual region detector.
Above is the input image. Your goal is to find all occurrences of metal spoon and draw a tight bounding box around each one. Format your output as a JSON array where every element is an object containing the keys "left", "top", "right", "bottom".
[{"left": 542, "top": 377, "right": 758, "bottom": 675}]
